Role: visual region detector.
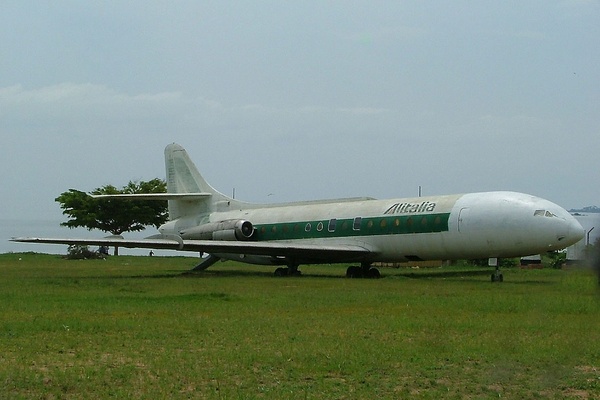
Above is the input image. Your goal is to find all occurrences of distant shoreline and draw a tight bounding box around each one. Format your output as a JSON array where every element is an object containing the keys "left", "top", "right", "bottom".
[{"left": 569, "top": 206, "right": 600, "bottom": 214}]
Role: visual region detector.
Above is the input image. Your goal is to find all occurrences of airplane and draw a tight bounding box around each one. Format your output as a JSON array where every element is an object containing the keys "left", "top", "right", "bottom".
[{"left": 12, "top": 143, "right": 585, "bottom": 281}]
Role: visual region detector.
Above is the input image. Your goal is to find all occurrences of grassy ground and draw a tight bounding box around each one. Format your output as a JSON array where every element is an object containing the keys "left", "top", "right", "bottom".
[{"left": 1, "top": 253, "right": 599, "bottom": 399}]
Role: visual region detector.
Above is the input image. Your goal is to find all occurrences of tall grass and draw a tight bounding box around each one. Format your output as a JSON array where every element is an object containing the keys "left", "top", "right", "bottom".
[{"left": 1, "top": 253, "right": 599, "bottom": 399}]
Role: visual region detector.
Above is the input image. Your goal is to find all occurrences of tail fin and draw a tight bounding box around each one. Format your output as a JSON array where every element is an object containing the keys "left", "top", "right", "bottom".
[{"left": 164, "top": 143, "right": 236, "bottom": 220}]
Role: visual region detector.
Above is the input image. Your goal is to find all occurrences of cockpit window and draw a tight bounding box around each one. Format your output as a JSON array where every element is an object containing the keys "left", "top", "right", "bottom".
[{"left": 534, "top": 210, "right": 557, "bottom": 218}]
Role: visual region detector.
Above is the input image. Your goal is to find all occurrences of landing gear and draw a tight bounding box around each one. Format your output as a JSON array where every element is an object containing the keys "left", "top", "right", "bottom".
[
  {"left": 192, "top": 254, "right": 221, "bottom": 271},
  {"left": 346, "top": 263, "right": 381, "bottom": 279},
  {"left": 346, "top": 266, "right": 361, "bottom": 278},
  {"left": 489, "top": 257, "right": 503, "bottom": 282},
  {"left": 367, "top": 267, "right": 381, "bottom": 279},
  {"left": 491, "top": 269, "right": 504, "bottom": 282},
  {"left": 273, "top": 265, "right": 301, "bottom": 277}
]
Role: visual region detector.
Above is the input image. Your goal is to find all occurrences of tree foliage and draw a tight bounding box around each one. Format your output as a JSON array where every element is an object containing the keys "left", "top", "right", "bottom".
[{"left": 56, "top": 179, "right": 168, "bottom": 236}]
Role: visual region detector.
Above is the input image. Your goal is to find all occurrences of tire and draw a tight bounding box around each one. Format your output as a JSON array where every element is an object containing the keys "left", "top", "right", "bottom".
[
  {"left": 346, "top": 266, "right": 361, "bottom": 278},
  {"left": 368, "top": 268, "right": 381, "bottom": 279}
]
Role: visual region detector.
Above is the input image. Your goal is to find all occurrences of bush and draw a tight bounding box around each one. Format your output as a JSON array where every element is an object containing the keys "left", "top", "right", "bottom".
[
  {"left": 547, "top": 251, "right": 566, "bottom": 269},
  {"left": 65, "top": 245, "right": 105, "bottom": 260}
]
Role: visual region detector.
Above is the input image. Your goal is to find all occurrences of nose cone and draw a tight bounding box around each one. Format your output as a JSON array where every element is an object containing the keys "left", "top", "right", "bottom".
[
  {"left": 538, "top": 200, "right": 585, "bottom": 250},
  {"left": 563, "top": 215, "right": 585, "bottom": 247}
]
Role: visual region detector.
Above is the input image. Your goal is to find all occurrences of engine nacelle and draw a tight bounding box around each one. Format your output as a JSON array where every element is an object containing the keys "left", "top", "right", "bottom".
[{"left": 180, "top": 219, "right": 255, "bottom": 241}]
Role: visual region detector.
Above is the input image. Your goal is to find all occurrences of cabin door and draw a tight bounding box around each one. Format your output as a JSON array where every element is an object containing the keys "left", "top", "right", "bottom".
[{"left": 458, "top": 207, "right": 470, "bottom": 233}]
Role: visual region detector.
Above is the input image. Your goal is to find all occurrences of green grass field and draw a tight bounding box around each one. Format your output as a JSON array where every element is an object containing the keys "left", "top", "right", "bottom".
[{"left": 1, "top": 253, "right": 600, "bottom": 399}]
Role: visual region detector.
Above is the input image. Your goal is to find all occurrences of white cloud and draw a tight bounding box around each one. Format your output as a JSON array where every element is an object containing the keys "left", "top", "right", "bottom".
[
  {"left": 494, "top": 30, "right": 546, "bottom": 40},
  {"left": 337, "top": 107, "right": 390, "bottom": 115},
  {"left": 559, "top": 0, "right": 599, "bottom": 7},
  {"left": 0, "top": 83, "right": 184, "bottom": 119},
  {"left": 337, "top": 26, "right": 428, "bottom": 44}
]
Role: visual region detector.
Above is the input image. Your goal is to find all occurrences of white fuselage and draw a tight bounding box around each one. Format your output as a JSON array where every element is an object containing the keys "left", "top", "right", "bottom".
[{"left": 161, "top": 191, "right": 584, "bottom": 265}]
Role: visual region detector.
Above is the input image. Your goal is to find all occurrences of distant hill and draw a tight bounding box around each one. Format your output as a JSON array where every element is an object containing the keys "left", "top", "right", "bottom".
[{"left": 569, "top": 206, "right": 600, "bottom": 214}]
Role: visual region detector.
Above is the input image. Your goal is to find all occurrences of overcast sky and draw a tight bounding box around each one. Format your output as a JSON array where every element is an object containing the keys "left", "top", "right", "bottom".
[{"left": 1, "top": 1, "right": 598, "bottom": 226}]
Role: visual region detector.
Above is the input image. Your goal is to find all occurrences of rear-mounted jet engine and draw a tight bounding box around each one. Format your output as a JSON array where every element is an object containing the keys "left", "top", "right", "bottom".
[{"left": 180, "top": 220, "right": 255, "bottom": 241}]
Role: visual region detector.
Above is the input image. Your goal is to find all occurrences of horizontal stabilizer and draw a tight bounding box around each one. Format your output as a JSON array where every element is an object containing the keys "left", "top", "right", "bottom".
[{"left": 90, "top": 193, "right": 211, "bottom": 201}]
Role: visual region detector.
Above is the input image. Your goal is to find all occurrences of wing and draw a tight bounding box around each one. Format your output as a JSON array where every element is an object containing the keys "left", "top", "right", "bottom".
[{"left": 10, "top": 236, "right": 372, "bottom": 263}]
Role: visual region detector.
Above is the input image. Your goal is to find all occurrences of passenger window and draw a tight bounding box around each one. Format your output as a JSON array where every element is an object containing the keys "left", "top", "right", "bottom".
[
  {"left": 317, "top": 222, "right": 324, "bottom": 232},
  {"left": 328, "top": 218, "right": 337, "bottom": 232},
  {"left": 353, "top": 217, "right": 362, "bottom": 231}
]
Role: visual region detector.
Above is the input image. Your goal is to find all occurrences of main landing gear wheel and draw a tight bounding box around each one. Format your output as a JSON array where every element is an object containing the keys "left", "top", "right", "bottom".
[
  {"left": 367, "top": 267, "right": 381, "bottom": 279},
  {"left": 346, "top": 266, "right": 362, "bottom": 278},
  {"left": 346, "top": 265, "right": 381, "bottom": 279},
  {"left": 274, "top": 266, "right": 302, "bottom": 277}
]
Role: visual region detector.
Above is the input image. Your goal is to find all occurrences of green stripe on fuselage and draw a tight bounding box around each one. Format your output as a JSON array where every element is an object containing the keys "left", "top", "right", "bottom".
[{"left": 254, "top": 212, "right": 450, "bottom": 241}]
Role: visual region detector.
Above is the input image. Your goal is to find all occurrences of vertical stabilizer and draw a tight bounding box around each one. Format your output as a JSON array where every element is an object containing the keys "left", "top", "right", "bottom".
[{"left": 164, "top": 143, "right": 232, "bottom": 220}]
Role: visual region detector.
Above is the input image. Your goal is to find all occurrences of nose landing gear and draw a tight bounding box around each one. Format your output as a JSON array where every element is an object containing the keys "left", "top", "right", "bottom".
[{"left": 489, "top": 258, "right": 503, "bottom": 282}]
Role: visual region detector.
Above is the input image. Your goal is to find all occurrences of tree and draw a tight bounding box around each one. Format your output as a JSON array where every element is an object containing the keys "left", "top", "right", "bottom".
[{"left": 56, "top": 179, "right": 168, "bottom": 255}]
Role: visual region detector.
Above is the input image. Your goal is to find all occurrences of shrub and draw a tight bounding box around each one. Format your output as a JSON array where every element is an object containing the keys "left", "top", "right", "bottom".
[{"left": 65, "top": 245, "right": 105, "bottom": 260}]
